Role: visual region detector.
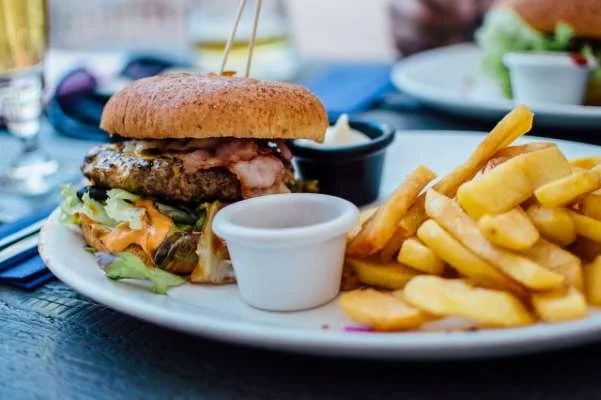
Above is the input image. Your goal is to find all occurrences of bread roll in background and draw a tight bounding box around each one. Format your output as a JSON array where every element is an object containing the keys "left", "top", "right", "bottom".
[{"left": 500, "top": 0, "right": 601, "bottom": 38}]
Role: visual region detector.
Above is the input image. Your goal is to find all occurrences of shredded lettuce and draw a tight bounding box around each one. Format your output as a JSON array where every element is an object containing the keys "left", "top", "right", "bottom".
[
  {"left": 105, "top": 189, "right": 145, "bottom": 230},
  {"left": 103, "top": 252, "right": 185, "bottom": 294},
  {"left": 59, "top": 185, "right": 148, "bottom": 230},
  {"left": 476, "top": 9, "right": 577, "bottom": 97},
  {"left": 60, "top": 184, "right": 116, "bottom": 227}
]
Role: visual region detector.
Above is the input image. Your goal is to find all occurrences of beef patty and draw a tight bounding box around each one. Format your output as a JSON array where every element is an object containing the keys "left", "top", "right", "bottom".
[{"left": 82, "top": 142, "right": 293, "bottom": 203}]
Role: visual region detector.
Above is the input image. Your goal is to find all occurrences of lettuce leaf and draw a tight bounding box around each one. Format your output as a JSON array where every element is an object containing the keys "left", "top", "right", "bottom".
[
  {"left": 476, "top": 10, "right": 575, "bottom": 97},
  {"left": 155, "top": 202, "right": 197, "bottom": 226},
  {"left": 59, "top": 184, "right": 116, "bottom": 227},
  {"left": 105, "top": 189, "right": 145, "bottom": 230},
  {"left": 103, "top": 252, "right": 185, "bottom": 294}
]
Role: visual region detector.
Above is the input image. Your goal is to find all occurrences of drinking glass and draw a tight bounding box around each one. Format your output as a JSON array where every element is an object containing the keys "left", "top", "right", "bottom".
[
  {"left": 0, "top": 0, "right": 60, "bottom": 199},
  {"left": 187, "top": 0, "right": 299, "bottom": 81}
]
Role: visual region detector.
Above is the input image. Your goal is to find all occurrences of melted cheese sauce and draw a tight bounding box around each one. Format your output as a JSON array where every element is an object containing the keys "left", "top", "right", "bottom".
[{"left": 95, "top": 200, "right": 173, "bottom": 257}]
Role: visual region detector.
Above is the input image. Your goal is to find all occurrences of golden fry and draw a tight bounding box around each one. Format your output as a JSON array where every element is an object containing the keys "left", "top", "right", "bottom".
[
  {"left": 384, "top": 106, "right": 535, "bottom": 258},
  {"left": 493, "top": 142, "right": 555, "bottom": 159},
  {"left": 404, "top": 276, "right": 533, "bottom": 327},
  {"left": 521, "top": 239, "right": 584, "bottom": 292},
  {"left": 348, "top": 207, "right": 377, "bottom": 240},
  {"left": 347, "top": 166, "right": 436, "bottom": 257},
  {"left": 478, "top": 208, "right": 539, "bottom": 251},
  {"left": 425, "top": 190, "right": 564, "bottom": 290},
  {"left": 569, "top": 156, "right": 601, "bottom": 170},
  {"left": 532, "top": 287, "right": 588, "bottom": 322},
  {"left": 339, "top": 289, "right": 430, "bottom": 331},
  {"left": 458, "top": 146, "right": 571, "bottom": 218},
  {"left": 578, "top": 194, "right": 601, "bottom": 221},
  {"left": 569, "top": 210, "right": 601, "bottom": 243},
  {"left": 585, "top": 256, "right": 601, "bottom": 305},
  {"left": 347, "top": 258, "right": 418, "bottom": 290},
  {"left": 397, "top": 237, "right": 445, "bottom": 275},
  {"left": 417, "top": 219, "right": 526, "bottom": 297},
  {"left": 526, "top": 204, "right": 577, "bottom": 247},
  {"left": 535, "top": 169, "right": 601, "bottom": 208}
]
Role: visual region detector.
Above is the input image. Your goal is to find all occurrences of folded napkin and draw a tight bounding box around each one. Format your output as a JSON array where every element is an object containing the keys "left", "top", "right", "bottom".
[
  {"left": 45, "top": 57, "right": 394, "bottom": 140},
  {"left": 0, "top": 204, "right": 57, "bottom": 290}
]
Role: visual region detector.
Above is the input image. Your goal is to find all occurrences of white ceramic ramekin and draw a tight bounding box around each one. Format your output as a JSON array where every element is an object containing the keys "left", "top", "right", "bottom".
[
  {"left": 212, "top": 193, "right": 359, "bottom": 311},
  {"left": 503, "top": 52, "right": 597, "bottom": 105}
]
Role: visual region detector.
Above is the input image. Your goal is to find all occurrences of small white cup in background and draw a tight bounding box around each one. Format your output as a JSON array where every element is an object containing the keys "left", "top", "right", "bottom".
[
  {"left": 503, "top": 52, "right": 597, "bottom": 105},
  {"left": 212, "top": 193, "right": 359, "bottom": 312}
]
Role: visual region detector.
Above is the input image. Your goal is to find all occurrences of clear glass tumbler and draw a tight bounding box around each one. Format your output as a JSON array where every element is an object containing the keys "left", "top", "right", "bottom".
[
  {"left": 0, "top": 0, "right": 60, "bottom": 198},
  {"left": 187, "top": 0, "right": 299, "bottom": 81}
]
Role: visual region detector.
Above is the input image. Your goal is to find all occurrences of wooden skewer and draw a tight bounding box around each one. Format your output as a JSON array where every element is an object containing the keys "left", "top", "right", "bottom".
[
  {"left": 219, "top": 0, "right": 248, "bottom": 75},
  {"left": 245, "top": 0, "right": 263, "bottom": 78}
]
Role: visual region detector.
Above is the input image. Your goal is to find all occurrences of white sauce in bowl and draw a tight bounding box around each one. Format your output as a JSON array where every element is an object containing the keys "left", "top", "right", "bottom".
[{"left": 297, "top": 114, "right": 370, "bottom": 149}]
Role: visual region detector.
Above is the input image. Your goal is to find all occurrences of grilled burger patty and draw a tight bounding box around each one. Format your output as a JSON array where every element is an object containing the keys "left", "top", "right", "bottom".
[{"left": 82, "top": 140, "right": 294, "bottom": 203}]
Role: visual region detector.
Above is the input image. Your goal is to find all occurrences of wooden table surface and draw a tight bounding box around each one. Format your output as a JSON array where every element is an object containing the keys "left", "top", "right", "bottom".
[{"left": 2, "top": 99, "right": 601, "bottom": 400}]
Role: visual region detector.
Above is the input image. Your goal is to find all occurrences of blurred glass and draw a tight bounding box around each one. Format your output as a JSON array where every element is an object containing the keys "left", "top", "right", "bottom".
[
  {"left": 48, "top": 0, "right": 188, "bottom": 52},
  {"left": 187, "top": 0, "right": 299, "bottom": 80},
  {"left": 0, "top": 0, "right": 62, "bottom": 200}
]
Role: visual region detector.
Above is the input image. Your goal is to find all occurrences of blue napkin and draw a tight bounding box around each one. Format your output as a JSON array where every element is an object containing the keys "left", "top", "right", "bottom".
[
  {"left": 0, "top": 204, "right": 57, "bottom": 289},
  {"left": 298, "top": 63, "right": 395, "bottom": 118}
]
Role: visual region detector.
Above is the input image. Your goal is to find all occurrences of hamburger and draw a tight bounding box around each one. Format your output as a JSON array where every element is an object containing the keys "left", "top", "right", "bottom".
[
  {"left": 60, "top": 73, "right": 327, "bottom": 292},
  {"left": 476, "top": 0, "right": 601, "bottom": 105}
]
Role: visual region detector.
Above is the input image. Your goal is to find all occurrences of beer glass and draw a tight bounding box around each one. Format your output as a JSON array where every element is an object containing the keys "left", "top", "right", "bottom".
[{"left": 0, "top": 0, "right": 59, "bottom": 198}]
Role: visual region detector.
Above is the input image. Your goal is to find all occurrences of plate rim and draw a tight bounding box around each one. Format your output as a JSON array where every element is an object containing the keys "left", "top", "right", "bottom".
[
  {"left": 390, "top": 43, "right": 601, "bottom": 119},
  {"left": 39, "top": 130, "right": 601, "bottom": 359}
]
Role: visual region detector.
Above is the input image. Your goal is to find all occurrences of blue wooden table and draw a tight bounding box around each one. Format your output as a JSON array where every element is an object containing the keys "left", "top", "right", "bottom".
[{"left": 2, "top": 101, "right": 601, "bottom": 399}]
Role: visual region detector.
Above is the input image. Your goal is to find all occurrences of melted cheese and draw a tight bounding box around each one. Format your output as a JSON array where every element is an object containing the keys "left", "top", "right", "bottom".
[{"left": 96, "top": 200, "right": 173, "bottom": 257}]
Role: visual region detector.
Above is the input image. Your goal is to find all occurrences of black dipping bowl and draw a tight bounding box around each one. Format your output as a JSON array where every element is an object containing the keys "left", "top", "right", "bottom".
[{"left": 289, "top": 119, "right": 395, "bottom": 206}]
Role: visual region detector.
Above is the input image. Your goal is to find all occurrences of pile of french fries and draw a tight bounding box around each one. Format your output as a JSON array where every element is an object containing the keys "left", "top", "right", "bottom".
[{"left": 340, "top": 105, "right": 601, "bottom": 331}]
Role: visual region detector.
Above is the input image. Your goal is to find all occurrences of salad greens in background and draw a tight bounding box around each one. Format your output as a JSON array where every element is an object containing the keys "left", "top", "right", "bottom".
[{"left": 476, "top": 9, "right": 601, "bottom": 97}]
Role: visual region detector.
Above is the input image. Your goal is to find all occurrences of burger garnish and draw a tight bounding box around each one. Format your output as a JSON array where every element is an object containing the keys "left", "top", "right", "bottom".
[
  {"left": 476, "top": 0, "right": 601, "bottom": 105},
  {"left": 60, "top": 73, "right": 327, "bottom": 293}
]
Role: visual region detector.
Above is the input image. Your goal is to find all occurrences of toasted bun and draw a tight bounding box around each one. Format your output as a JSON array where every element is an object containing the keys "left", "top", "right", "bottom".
[
  {"left": 100, "top": 73, "right": 328, "bottom": 142},
  {"left": 500, "top": 0, "right": 601, "bottom": 38}
]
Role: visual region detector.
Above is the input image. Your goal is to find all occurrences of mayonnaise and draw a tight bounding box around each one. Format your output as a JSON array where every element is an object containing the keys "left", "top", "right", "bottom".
[{"left": 297, "top": 114, "right": 370, "bottom": 148}]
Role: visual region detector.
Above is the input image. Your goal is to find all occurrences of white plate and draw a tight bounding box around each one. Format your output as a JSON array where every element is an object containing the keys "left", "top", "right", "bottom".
[
  {"left": 40, "top": 131, "right": 601, "bottom": 360},
  {"left": 391, "top": 43, "right": 601, "bottom": 129}
]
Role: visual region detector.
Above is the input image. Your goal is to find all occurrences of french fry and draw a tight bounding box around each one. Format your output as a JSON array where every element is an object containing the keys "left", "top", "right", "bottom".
[
  {"left": 520, "top": 239, "right": 584, "bottom": 292},
  {"left": 347, "top": 258, "right": 418, "bottom": 290},
  {"left": 525, "top": 146, "right": 573, "bottom": 188},
  {"left": 569, "top": 237, "right": 601, "bottom": 263},
  {"left": 568, "top": 210, "right": 601, "bottom": 243},
  {"left": 457, "top": 146, "right": 571, "bottom": 218},
  {"left": 493, "top": 142, "right": 555, "bottom": 159},
  {"left": 482, "top": 156, "right": 511, "bottom": 174},
  {"left": 578, "top": 194, "right": 601, "bottom": 221},
  {"left": 404, "top": 276, "right": 533, "bottom": 327},
  {"left": 417, "top": 219, "right": 527, "bottom": 296},
  {"left": 478, "top": 208, "right": 539, "bottom": 250},
  {"left": 532, "top": 287, "right": 588, "bottom": 322},
  {"left": 526, "top": 204, "right": 577, "bottom": 247},
  {"left": 339, "top": 289, "right": 430, "bottom": 331},
  {"left": 347, "top": 166, "right": 436, "bottom": 257},
  {"left": 570, "top": 156, "right": 601, "bottom": 170},
  {"left": 585, "top": 256, "right": 601, "bottom": 305},
  {"left": 380, "top": 106, "right": 535, "bottom": 260},
  {"left": 535, "top": 169, "right": 601, "bottom": 208},
  {"left": 348, "top": 207, "right": 377, "bottom": 240},
  {"left": 425, "top": 190, "right": 564, "bottom": 290},
  {"left": 397, "top": 237, "right": 445, "bottom": 275}
]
